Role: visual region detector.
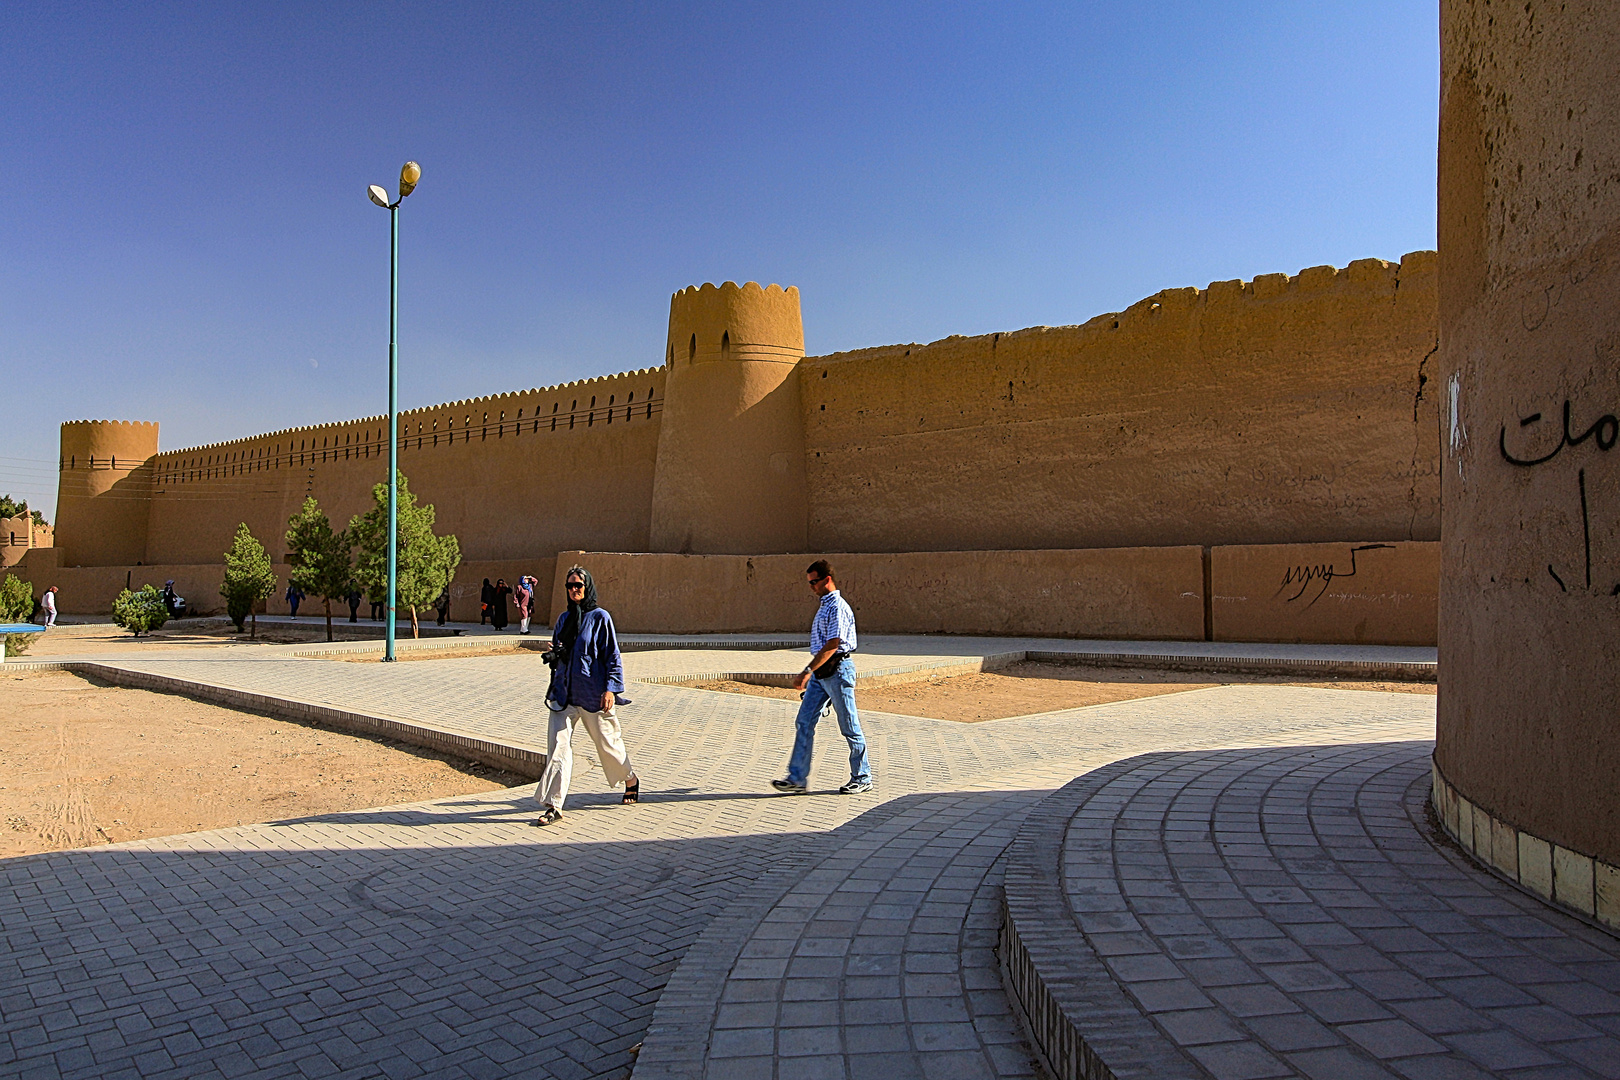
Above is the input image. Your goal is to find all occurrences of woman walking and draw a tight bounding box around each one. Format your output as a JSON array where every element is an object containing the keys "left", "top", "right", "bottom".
[
  {"left": 534, "top": 566, "right": 639, "bottom": 826},
  {"left": 491, "top": 578, "right": 512, "bottom": 631},
  {"left": 480, "top": 578, "right": 494, "bottom": 625},
  {"left": 514, "top": 575, "right": 535, "bottom": 635}
]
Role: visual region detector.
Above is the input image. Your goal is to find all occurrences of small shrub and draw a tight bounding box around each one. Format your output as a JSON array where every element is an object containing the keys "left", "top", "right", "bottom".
[
  {"left": 112, "top": 585, "right": 169, "bottom": 637},
  {"left": 3, "top": 633, "right": 37, "bottom": 657}
]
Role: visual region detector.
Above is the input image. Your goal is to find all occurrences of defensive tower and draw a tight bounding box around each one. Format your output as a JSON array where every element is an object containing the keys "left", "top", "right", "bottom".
[
  {"left": 55, "top": 420, "right": 159, "bottom": 567},
  {"left": 649, "top": 281, "right": 808, "bottom": 554},
  {"left": 1435, "top": 0, "right": 1620, "bottom": 895}
]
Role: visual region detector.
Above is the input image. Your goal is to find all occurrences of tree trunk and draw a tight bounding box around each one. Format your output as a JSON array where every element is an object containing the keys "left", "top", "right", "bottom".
[
  {"left": 411, "top": 606, "right": 420, "bottom": 639},
  {"left": 251, "top": 608, "right": 257, "bottom": 639},
  {"left": 324, "top": 598, "right": 333, "bottom": 642}
]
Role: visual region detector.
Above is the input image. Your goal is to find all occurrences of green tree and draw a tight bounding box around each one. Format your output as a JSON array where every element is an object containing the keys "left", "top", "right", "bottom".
[
  {"left": 350, "top": 473, "right": 461, "bottom": 639},
  {"left": 220, "top": 523, "right": 278, "bottom": 636},
  {"left": 0, "top": 574, "right": 31, "bottom": 622},
  {"left": 285, "top": 497, "right": 354, "bottom": 642},
  {"left": 30, "top": 510, "right": 47, "bottom": 527},
  {"left": 0, "top": 495, "right": 26, "bottom": 520},
  {"left": 0, "top": 574, "right": 38, "bottom": 656},
  {"left": 0, "top": 573, "right": 36, "bottom": 660},
  {"left": 112, "top": 585, "right": 169, "bottom": 636}
]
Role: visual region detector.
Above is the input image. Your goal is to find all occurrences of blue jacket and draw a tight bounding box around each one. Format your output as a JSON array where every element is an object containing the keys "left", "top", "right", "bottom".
[{"left": 546, "top": 607, "right": 625, "bottom": 711}]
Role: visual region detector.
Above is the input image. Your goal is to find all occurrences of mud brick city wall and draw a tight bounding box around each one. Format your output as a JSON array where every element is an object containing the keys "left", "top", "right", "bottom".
[
  {"left": 798, "top": 253, "right": 1440, "bottom": 553},
  {"left": 34, "top": 254, "right": 1444, "bottom": 645}
]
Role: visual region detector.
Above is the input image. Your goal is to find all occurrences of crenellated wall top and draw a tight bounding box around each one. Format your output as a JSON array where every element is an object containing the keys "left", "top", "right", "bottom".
[
  {"left": 152, "top": 365, "right": 665, "bottom": 459},
  {"left": 803, "top": 251, "right": 1437, "bottom": 368},
  {"left": 666, "top": 280, "right": 804, "bottom": 365}
]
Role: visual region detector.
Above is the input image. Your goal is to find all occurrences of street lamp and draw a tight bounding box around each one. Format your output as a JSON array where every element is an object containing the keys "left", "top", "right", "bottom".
[{"left": 367, "top": 160, "right": 420, "bottom": 662}]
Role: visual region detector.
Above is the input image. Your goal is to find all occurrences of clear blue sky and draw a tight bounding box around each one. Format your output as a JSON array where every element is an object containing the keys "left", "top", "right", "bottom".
[{"left": 0, "top": 2, "right": 1438, "bottom": 522}]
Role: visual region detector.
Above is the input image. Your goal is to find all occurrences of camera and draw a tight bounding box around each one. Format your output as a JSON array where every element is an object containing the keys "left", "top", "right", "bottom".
[{"left": 540, "top": 643, "right": 567, "bottom": 668}]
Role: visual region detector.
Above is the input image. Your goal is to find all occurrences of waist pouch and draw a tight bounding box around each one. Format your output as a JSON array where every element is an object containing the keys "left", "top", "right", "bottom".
[{"left": 813, "top": 651, "right": 849, "bottom": 680}]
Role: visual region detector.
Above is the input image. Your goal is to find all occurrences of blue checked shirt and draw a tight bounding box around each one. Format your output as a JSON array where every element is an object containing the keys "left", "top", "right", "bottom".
[{"left": 810, "top": 590, "right": 858, "bottom": 657}]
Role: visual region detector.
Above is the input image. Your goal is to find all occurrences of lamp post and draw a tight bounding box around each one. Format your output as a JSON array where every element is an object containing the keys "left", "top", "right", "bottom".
[{"left": 368, "top": 161, "right": 420, "bottom": 663}]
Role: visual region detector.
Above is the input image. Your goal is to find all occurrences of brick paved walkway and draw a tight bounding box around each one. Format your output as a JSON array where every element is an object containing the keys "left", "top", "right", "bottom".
[
  {"left": 0, "top": 649, "right": 1435, "bottom": 1079},
  {"left": 1002, "top": 742, "right": 1620, "bottom": 1080}
]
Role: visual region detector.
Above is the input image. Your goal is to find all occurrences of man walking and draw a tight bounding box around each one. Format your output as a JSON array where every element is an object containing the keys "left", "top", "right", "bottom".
[
  {"left": 40, "top": 585, "right": 58, "bottom": 629},
  {"left": 772, "top": 560, "right": 873, "bottom": 795}
]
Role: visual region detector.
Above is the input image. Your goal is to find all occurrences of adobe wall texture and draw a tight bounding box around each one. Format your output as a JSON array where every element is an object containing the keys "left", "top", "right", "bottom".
[
  {"left": 44, "top": 257, "right": 1443, "bottom": 646},
  {"left": 1437, "top": 1, "right": 1620, "bottom": 864},
  {"left": 137, "top": 367, "right": 663, "bottom": 569},
  {"left": 799, "top": 253, "right": 1439, "bottom": 552},
  {"left": 0, "top": 515, "right": 51, "bottom": 570}
]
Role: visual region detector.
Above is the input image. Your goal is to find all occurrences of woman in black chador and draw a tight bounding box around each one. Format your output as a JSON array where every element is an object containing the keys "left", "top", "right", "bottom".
[
  {"left": 491, "top": 578, "right": 512, "bottom": 630},
  {"left": 480, "top": 578, "right": 495, "bottom": 625}
]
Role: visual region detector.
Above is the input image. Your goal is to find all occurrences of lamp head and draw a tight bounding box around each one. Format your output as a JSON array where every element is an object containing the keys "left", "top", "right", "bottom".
[
  {"left": 367, "top": 185, "right": 391, "bottom": 208},
  {"left": 399, "top": 161, "right": 420, "bottom": 198}
]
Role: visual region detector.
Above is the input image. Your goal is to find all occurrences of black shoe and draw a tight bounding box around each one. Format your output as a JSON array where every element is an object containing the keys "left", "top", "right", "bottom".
[
  {"left": 771, "top": 778, "right": 808, "bottom": 794},
  {"left": 531, "top": 806, "right": 563, "bottom": 826}
]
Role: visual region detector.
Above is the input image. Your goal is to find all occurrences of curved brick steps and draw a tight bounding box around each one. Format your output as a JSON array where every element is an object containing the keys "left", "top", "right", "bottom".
[{"left": 1001, "top": 744, "right": 1620, "bottom": 1080}]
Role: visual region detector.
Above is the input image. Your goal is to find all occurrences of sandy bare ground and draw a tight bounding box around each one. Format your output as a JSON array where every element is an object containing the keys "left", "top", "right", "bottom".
[
  {"left": 0, "top": 670, "right": 523, "bottom": 860},
  {"left": 686, "top": 661, "right": 1437, "bottom": 723}
]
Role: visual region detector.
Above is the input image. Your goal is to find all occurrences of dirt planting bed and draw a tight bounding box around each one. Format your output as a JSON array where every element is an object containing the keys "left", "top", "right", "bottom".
[
  {"left": 685, "top": 660, "right": 1436, "bottom": 723},
  {"left": 0, "top": 670, "right": 525, "bottom": 859}
]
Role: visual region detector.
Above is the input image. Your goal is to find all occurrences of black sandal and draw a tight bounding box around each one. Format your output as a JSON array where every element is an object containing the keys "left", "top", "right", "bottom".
[
  {"left": 622, "top": 779, "right": 639, "bottom": 805},
  {"left": 532, "top": 806, "right": 563, "bottom": 827}
]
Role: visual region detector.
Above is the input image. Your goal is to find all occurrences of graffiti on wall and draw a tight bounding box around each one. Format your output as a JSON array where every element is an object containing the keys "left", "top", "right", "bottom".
[
  {"left": 1500, "top": 399, "right": 1618, "bottom": 594},
  {"left": 1274, "top": 544, "right": 1396, "bottom": 607}
]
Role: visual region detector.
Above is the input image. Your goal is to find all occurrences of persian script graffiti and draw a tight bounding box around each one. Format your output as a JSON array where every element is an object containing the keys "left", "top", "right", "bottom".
[
  {"left": 1499, "top": 399, "right": 1619, "bottom": 594},
  {"left": 1276, "top": 545, "right": 1396, "bottom": 608}
]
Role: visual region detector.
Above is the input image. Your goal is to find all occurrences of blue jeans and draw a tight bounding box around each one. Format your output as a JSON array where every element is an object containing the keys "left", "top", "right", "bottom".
[{"left": 787, "top": 657, "right": 871, "bottom": 787}]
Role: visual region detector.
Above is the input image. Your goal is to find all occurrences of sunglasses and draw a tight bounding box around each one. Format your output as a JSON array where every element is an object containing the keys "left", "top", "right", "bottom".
[{"left": 566, "top": 581, "right": 585, "bottom": 590}]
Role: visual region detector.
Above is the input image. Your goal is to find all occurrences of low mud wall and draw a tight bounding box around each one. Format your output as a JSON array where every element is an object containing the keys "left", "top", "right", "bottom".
[{"left": 555, "top": 548, "right": 1207, "bottom": 640}]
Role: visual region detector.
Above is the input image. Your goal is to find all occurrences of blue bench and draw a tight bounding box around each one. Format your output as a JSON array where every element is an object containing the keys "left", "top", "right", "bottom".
[{"left": 0, "top": 622, "right": 39, "bottom": 662}]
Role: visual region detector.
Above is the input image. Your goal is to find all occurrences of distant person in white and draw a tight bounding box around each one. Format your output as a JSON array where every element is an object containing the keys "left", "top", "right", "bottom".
[{"left": 40, "top": 586, "right": 58, "bottom": 628}]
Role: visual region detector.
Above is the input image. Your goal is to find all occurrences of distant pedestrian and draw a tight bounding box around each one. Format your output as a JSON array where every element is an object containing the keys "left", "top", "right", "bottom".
[
  {"left": 480, "top": 578, "right": 494, "bottom": 625},
  {"left": 491, "top": 578, "right": 512, "bottom": 631},
  {"left": 772, "top": 560, "right": 872, "bottom": 795},
  {"left": 434, "top": 587, "right": 450, "bottom": 626},
  {"left": 40, "top": 586, "right": 58, "bottom": 629},
  {"left": 514, "top": 575, "right": 535, "bottom": 634},
  {"left": 285, "top": 585, "right": 305, "bottom": 620},
  {"left": 369, "top": 591, "right": 385, "bottom": 621},
  {"left": 346, "top": 589, "right": 361, "bottom": 623},
  {"left": 533, "top": 566, "right": 638, "bottom": 826}
]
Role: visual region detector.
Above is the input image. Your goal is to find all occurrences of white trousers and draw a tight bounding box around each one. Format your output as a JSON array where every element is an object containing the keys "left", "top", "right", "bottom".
[
  {"left": 520, "top": 616, "right": 531, "bottom": 633},
  {"left": 537, "top": 704, "right": 634, "bottom": 810},
  {"left": 43, "top": 607, "right": 57, "bottom": 628}
]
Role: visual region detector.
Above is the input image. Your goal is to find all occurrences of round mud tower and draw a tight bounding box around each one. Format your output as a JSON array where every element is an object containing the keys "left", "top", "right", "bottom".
[
  {"left": 1437, "top": 2, "right": 1620, "bottom": 866},
  {"left": 650, "top": 281, "right": 808, "bottom": 555},
  {"left": 55, "top": 420, "right": 159, "bottom": 567}
]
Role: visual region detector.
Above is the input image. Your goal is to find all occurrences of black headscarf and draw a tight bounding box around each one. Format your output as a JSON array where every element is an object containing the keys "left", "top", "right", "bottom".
[{"left": 559, "top": 565, "right": 598, "bottom": 651}]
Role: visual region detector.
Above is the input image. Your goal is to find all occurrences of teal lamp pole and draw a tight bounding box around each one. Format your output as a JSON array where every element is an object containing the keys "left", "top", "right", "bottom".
[{"left": 368, "top": 161, "right": 420, "bottom": 663}]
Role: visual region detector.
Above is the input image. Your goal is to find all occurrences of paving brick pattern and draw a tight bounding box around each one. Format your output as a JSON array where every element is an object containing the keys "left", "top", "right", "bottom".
[
  {"left": 0, "top": 647, "right": 1435, "bottom": 1080},
  {"left": 1003, "top": 742, "right": 1620, "bottom": 1079}
]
